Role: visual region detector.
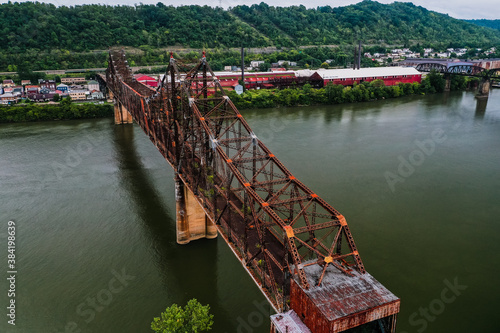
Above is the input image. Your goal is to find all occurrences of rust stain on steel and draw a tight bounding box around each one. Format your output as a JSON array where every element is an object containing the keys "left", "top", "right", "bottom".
[{"left": 290, "top": 263, "right": 400, "bottom": 332}]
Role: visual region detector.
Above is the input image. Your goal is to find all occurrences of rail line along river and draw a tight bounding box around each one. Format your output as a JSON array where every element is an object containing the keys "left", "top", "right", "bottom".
[{"left": 0, "top": 90, "right": 499, "bottom": 332}]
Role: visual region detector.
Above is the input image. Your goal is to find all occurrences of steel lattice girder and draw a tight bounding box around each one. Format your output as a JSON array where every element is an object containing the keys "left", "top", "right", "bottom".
[
  {"left": 106, "top": 50, "right": 366, "bottom": 311},
  {"left": 415, "top": 62, "right": 500, "bottom": 78},
  {"left": 415, "top": 63, "right": 447, "bottom": 73},
  {"left": 447, "top": 65, "right": 486, "bottom": 75}
]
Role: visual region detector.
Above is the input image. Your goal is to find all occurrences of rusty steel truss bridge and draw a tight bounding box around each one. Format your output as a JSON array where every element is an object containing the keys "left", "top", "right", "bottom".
[
  {"left": 415, "top": 62, "right": 500, "bottom": 78},
  {"left": 103, "top": 50, "right": 400, "bottom": 333},
  {"left": 415, "top": 62, "right": 500, "bottom": 96}
]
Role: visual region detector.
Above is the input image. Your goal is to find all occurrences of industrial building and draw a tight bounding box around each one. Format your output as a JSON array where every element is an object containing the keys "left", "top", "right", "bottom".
[
  {"left": 295, "top": 67, "right": 422, "bottom": 86},
  {"left": 154, "top": 66, "right": 422, "bottom": 94},
  {"left": 215, "top": 67, "right": 422, "bottom": 90}
]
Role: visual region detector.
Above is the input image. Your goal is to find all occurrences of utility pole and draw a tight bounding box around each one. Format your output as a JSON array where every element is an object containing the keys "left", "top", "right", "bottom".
[
  {"left": 353, "top": 46, "right": 357, "bottom": 70},
  {"left": 358, "top": 40, "right": 362, "bottom": 70},
  {"left": 241, "top": 46, "right": 245, "bottom": 86}
]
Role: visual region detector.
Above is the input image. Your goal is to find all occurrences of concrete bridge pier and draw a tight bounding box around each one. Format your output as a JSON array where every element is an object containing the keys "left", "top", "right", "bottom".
[
  {"left": 175, "top": 175, "right": 218, "bottom": 245},
  {"left": 444, "top": 74, "right": 451, "bottom": 92},
  {"left": 114, "top": 100, "right": 133, "bottom": 124},
  {"left": 476, "top": 78, "right": 491, "bottom": 98}
]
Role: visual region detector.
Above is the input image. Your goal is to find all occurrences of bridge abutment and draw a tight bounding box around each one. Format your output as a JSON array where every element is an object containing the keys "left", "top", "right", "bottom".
[{"left": 175, "top": 176, "right": 217, "bottom": 245}]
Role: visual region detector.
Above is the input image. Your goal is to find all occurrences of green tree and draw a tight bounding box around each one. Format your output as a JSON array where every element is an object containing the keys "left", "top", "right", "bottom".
[
  {"left": 151, "top": 299, "right": 214, "bottom": 333},
  {"left": 450, "top": 75, "right": 467, "bottom": 90},
  {"left": 258, "top": 62, "right": 271, "bottom": 72},
  {"left": 426, "top": 70, "right": 446, "bottom": 93},
  {"left": 53, "top": 94, "right": 61, "bottom": 102},
  {"left": 60, "top": 96, "right": 72, "bottom": 108}
]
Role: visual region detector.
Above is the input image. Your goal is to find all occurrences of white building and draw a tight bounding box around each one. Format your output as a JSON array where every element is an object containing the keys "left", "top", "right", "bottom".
[
  {"left": 250, "top": 60, "right": 265, "bottom": 68},
  {"left": 0, "top": 92, "right": 21, "bottom": 105},
  {"left": 87, "top": 80, "right": 99, "bottom": 92},
  {"left": 295, "top": 67, "right": 422, "bottom": 86},
  {"left": 69, "top": 90, "right": 88, "bottom": 101},
  {"left": 277, "top": 60, "right": 297, "bottom": 67}
]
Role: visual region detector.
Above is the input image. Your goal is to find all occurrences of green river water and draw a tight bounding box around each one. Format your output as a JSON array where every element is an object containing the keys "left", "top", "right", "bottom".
[{"left": 1, "top": 90, "right": 499, "bottom": 332}]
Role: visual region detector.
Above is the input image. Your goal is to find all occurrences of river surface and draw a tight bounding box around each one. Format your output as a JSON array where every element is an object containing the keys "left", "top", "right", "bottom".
[{"left": 1, "top": 90, "right": 499, "bottom": 333}]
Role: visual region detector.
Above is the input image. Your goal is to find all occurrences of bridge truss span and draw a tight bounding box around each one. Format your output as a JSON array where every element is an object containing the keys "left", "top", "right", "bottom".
[
  {"left": 415, "top": 62, "right": 499, "bottom": 78},
  {"left": 106, "top": 49, "right": 399, "bottom": 332}
]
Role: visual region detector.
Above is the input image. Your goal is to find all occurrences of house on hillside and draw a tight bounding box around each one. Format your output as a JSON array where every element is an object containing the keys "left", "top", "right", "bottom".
[
  {"left": 88, "top": 90, "right": 104, "bottom": 100},
  {"left": 87, "top": 80, "right": 99, "bottom": 92},
  {"left": 0, "top": 92, "right": 21, "bottom": 105},
  {"left": 21, "top": 80, "right": 31, "bottom": 86},
  {"left": 61, "top": 77, "right": 86, "bottom": 84},
  {"left": 56, "top": 84, "right": 69, "bottom": 93},
  {"left": 28, "top": 93, "right": 58, "bottom": 102},
  {"left": 3, "top": 87, "right": 14, "bottom": 94},
  {"left": 12, "top": 86, "right": 23, "bottom": 96},
  {"left": 40, "top": 80, "right": 57, "bottom": 91},
  {"left": 277, "top": 60, "right": 297, "bottom": 67},
  {"left": 2, "top": 79, "right": 15, "bottom": 87},
  {"left": 250, "top": 61, "right": 265, "bottom": 69},
  {"left": 69, "top": 90, "right": 88, "bottom": 100},
  {"left": 25, "top": 85, "right": 40, "bottom": 94}
]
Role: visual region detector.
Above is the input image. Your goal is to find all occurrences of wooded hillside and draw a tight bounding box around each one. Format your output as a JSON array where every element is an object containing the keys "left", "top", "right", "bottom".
[
  {"left": 1, "top": 1, "right": 498, "bottom": 52},
  {"left": 466, "top": 19, "right": 500, "bottom": 31}
]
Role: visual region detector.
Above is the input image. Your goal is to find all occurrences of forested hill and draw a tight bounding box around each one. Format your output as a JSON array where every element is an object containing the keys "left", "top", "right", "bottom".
[
  {"left": 0, "top": 1, "right": 499, "bottom": 53},
  {"left": 465, "top": 19, "right": 500, "bottom": 31}
]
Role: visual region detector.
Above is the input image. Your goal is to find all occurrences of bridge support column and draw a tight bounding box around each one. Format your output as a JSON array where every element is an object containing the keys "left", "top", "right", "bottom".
[
  {"left": 175, "top": 175, "right": 217, "bottom": 245},
  {"left": 114, "top": 101, "right": 133, "bottom": 124},
  {"left": 476, "top": 78, "right": 490, "bottom": 98},
  {"left": 175, "top": 176, "right": 190, "bottom": 244},
  {"left": 444, "top": 74, "right": 451, "bottom": 92}
]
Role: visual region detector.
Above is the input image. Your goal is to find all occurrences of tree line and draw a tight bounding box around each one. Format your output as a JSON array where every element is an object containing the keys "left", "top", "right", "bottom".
[
  {"left": 0, "top": 99, "right": 113, "bottom": 123},
  {"left": 227, "top": 72, "right": 474, "bottom": 109}
]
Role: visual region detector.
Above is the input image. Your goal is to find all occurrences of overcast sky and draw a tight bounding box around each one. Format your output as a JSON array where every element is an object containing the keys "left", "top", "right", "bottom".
[{"left": 1, "top": 0, "right": 498, "bottom": 20}]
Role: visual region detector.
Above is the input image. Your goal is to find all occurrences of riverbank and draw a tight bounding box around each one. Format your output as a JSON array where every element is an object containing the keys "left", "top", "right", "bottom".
[
  {"left": 0, "top": 72, "right": 476, "bottom": 123},
  {"left": 227, "top": 73, "right": 476, "bottom": 109},
  {"left": 0, "top": 101, "right": 113, "bottom": 123}
]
